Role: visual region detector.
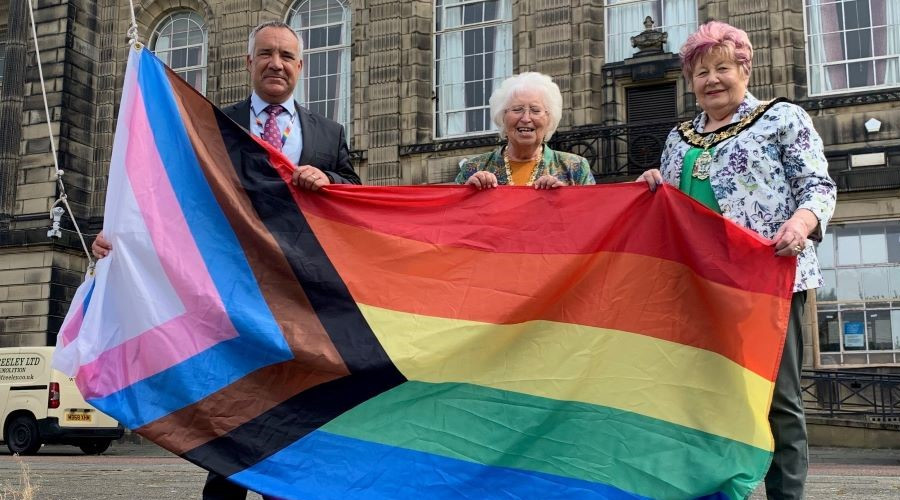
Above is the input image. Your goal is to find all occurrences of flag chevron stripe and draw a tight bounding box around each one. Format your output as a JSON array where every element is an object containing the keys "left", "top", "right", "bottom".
[
  {"left": 75, "top": 84, "right": 241, "bottom": 400},
  {"left": 296, "top": 184, "right": 795, "bottom": 299},
  {"left": 166, "top": 74, "right": 405, "bottom": 469},
  {"left": 137, "top": 51, "right": 291, "bottom": 358},
  {"left": 322, "top": 381, "right": 766, "bottom": 500},
  {"left": 130, "top": 71, "right": 406, "bottom": 458},
  {"left": 181, "top": 367, "right": 408, "bottom": 478},
  {"left": 358, "top": 304, "right": 773, "bottom": 450},
  {"left": 303, "top": 211, "right": 789, "bottom": 381},
  {"left": 232, "top": 430, "right": 657, "bottom": 500}
]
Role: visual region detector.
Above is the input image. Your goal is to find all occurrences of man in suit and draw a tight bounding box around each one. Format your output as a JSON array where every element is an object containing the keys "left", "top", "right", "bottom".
[
  {"left": 91, "top": 20, "right": 359, "bottom": 500},
  {"left": 222, "top": 20, "right": 359, "bottom": 190},
  {"left": 92, "top": 20, "right": 359, "bottom": 259}
]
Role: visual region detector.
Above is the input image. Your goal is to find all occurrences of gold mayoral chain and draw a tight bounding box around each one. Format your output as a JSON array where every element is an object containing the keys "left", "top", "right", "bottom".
[
  {"left": 503, "top": 145, "right": 544, "bottom": 186},
  {"left": 677, "top": 99, "right": 783, "bottom": 181}
]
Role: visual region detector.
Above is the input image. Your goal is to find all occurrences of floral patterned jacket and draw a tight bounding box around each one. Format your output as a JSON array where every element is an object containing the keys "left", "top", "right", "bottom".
[
  {"left": 455, "top": 145, "right": 596, "bottom": 186},
  {"left": 659, "top": 92, "right": 837, "bottom": 292}
]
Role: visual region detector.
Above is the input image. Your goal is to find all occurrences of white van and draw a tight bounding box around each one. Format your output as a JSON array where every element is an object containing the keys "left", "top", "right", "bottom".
[{"left": 0, "top": 346, "right": 123, "bottom": 455}]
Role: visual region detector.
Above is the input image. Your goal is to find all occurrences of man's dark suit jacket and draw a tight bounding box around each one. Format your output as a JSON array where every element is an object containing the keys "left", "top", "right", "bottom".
[{"left": 222, "top": 98, "right": 360, "bottom": 185}]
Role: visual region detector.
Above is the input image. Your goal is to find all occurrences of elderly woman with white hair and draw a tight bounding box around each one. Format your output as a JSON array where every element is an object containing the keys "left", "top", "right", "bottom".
[{"left": 455, "top": 72, "right": 595, "bottom": 189}]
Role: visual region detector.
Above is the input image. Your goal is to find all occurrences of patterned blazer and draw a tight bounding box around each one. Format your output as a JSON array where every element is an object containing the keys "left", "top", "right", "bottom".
[
  {"left": 659, "top": 92, "right": 837, "bottom": 292},
  {"left": 455, "top": 145, "right": 596, "bottom": 186}
]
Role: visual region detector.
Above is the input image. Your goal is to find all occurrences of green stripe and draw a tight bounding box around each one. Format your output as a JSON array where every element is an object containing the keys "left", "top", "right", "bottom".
[{"left": 323, "top": 381, "right": 770, "bottom": 500}]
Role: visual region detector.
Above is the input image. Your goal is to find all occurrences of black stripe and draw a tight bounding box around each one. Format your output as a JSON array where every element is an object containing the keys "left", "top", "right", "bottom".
[
  {"left": 10, "top": 385, "right": 47, "bottom": 391},
  {"left": 181, "top": 108, "right": 405, "bottom": 475}
]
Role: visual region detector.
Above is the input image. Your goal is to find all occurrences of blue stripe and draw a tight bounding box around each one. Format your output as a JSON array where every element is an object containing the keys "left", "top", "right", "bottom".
[
  {"left": 230, "top": 431, "right": 651, "bottom": 500},
  {"left": 81, "top": 280, "right": 95, "bottom": 316},
  {"left": 86, "top": 50, "right": 292, "bottom": 428}
]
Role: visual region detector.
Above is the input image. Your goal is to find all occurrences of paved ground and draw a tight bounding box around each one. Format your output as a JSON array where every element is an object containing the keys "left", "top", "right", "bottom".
[{"left": 0, "top": 443, "right": 897, "bottom": 499}]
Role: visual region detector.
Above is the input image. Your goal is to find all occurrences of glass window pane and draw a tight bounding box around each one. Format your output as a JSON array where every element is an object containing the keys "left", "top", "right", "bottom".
[
  {"left": 842, "top": 310, "right": 866, "bottom": 350},
  {"left": 172, "top": 48, "right": 187, "bottom": 69},
  {"left": 837, "top": 268, "right": 862, "bottom": 300},
  {"left": 847, "top": 60, "right": 875, "bottom": 88},
  {"left": 310, "top": 7, "right": 329, "bottom": 25},
  {"left": 860, "top": 226, "right": 887, "bottom": 264},
  {"left": 156, "top": 34, "right": 171, "bottom": 51},
  {"left": 861, "top": 268, "right": 890, "bottom": 299},
  {"left": 817, "top": 231, "right": 835, "bottom": 268},
  {"left": 886, "top": 223, "right": 900, "bottom": 263},
  {"left": 187, "top": 46, "right": 201, "bottom": 67},
  {"left": 889, "top": 267, "right": 900, "bottom": 298},
  {"left": 485, "top": 0, "right": 499, "bottom": 21},
  {"left": 845, "top": 28, "right": 873, "bottom": 59},
  {"left": 464, "top": 3, "right": 482, "bottom": 25},
  {"left": 328, "top": 25, "right": 341, "bottom": 46},
  {"left": 866, "top": 310, "right": 892, "bottom": 350},
  {"left": 818, "top": 310, "right": 841, "bottom": 352},
  {"left": 836, "top": 227, "right": 860, "bottom": 265},
  {"left": 173, "top": 30, "right": 188, "bottom": 48},
  {"left": 818, "top": 269, "right": 837, "bottom": 301},
  {"left": 188, "top": 28, "right": 204, "bottom": 46},
  {"left": 892, "top": 310, "right": 900, "bottom": 350}
]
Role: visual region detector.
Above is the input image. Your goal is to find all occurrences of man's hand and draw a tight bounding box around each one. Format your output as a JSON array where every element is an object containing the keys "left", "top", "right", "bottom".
[
  {"left": 92, "top": 232, "right": 112, "bottom": 259},
  {"left": 292, "top": 165, "right": 331, "bottom": 191}
]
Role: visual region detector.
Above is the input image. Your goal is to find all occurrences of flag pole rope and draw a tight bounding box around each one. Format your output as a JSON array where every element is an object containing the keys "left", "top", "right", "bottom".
[
  {"left": 26, "top": 0, "right": 94, "bottom": 271},
  {"left": 27, "top": 0, "right": 142, "bottom": 275}
]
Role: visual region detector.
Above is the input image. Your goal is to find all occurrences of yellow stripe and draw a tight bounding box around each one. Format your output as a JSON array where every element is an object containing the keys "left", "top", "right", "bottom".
[{"left": 359, "top": 303, "right": 775, "bottom": 451}]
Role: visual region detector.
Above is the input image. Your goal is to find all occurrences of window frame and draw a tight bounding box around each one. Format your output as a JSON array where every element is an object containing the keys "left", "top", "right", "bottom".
[
  {"left": 287, "top": 0, "right": 353, "bottom": 138},
  {"left": 802, "top": 0, "right": 900, "bottom": 96},
  {"left": 815, "top": 220, "right": 900, "bottom": 366},
  {"left": 603, "top": 0, "right": 698, "bottom": 64},
  {"left": 433, "top": 0, "right": 514, "bottom": 140},
  {"left": 150, "top": 11, "right": 209, "bottom": 95}
]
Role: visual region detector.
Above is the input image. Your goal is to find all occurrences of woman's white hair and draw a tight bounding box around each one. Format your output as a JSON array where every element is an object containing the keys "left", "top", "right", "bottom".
[{"left": 489, "top": 72, "right": 563, "bottom": 141}]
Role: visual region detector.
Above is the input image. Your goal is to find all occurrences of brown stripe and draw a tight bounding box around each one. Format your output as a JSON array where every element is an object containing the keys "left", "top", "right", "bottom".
[{"left": 136, "top": 74, "right": 349, "bottom": 453}]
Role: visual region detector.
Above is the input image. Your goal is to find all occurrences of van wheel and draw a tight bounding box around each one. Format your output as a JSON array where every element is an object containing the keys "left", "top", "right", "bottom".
[
  {"left": 79, "top": 439, "right": 112, "bottom": 455},
  {"left": 5, "top": 415, "right": 41, "bottom": 455}
]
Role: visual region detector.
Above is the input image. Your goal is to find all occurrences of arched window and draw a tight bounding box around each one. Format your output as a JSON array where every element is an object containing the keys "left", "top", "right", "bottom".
[
  {"left": 288, "top": 0, "right": 352, "bottom": 135},
  {"left": 150, "top": 11, "right": 208, "bottom": 94}
]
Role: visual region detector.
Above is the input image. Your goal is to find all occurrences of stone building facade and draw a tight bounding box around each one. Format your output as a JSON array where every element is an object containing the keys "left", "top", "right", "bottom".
[{"left": 0, "top": 0, "right": 898, "bottom": 370}]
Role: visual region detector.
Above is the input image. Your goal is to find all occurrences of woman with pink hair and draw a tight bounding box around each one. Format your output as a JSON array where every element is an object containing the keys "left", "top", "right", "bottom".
[{"left": 637, "top": 20, "right": 836, "bottom": 500}]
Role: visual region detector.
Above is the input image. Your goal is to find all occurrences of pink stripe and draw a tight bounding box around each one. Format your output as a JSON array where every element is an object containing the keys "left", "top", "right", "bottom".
[
  {"left": 76, "top": 85, "right": 238, "bottom": 398},
  {"left": 58, "top": 299, "right": 85, "bottom": 347}
]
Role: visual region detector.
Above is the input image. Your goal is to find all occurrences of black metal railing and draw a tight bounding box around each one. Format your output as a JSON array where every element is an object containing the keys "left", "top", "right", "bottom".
[
  {"left": 548, "top": 120, "right": 679, "bottom": 182},
  {"left": 801, "top": 369, "right": 900, "bottom": 420},
  {"left": 830, "top": 167, "right": 900, "bottom": 193}
]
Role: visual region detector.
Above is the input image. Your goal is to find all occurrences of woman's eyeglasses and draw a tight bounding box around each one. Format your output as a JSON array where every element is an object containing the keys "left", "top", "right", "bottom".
[{"left": 507, "top": 106, "right": 546, "bottom": 117}]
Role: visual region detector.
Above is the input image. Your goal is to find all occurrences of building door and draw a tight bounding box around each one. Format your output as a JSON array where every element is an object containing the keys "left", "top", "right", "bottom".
[{"left": 626, "top": 83, "right": 678, "bottom": 174}]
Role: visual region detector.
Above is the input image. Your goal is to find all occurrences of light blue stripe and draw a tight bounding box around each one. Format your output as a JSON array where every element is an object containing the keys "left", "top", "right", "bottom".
[
  {"left": 231, "top": 430, "right": 652, "bottom": 500},
  {"left": 86, "top": 50, "right": 292, "bottom": 428}
]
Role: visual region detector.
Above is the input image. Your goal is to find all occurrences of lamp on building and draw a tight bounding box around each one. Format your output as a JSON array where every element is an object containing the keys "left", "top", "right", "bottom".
[{"left": 864, "top": 118, "right": 882, "bottom": 134}]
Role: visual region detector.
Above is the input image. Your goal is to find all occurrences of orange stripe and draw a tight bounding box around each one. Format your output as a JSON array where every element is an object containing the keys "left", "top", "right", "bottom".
[{"left": 307, "top": 213, "right": 790, "bottom": 380}]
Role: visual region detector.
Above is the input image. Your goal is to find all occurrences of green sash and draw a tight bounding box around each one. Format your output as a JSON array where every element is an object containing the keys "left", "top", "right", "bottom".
[{"left": 679, "top": 147, "right": 722, "bottom": 214}]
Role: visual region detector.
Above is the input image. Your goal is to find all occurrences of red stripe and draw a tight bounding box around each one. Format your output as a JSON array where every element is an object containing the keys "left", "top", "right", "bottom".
[{"left": 294, "top": 184, "right": 795, "bottom": 299}]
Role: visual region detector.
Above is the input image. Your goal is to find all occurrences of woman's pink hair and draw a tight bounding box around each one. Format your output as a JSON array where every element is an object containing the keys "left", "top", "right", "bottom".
[{"left": 680, "top": 21, "right": 753, "bottom": 81}]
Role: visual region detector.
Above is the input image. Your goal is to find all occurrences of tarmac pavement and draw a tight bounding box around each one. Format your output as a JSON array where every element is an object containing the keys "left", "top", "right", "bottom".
[{"left": 0, "top": 442, "right": 897, "bottom": 499}]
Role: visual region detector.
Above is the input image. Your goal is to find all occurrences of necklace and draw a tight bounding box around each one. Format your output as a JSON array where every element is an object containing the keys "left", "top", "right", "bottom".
[
  {"left": 677, "top": 98, "right": 787, "bottom": 180},
  {"left": 503, "top": 146, "right": 543, "bottom": 186}
]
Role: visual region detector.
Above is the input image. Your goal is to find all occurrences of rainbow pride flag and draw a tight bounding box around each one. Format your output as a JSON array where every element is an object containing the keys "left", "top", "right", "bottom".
[{"left": 54, "top": 46, "right": 797, "bottom": 499}]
